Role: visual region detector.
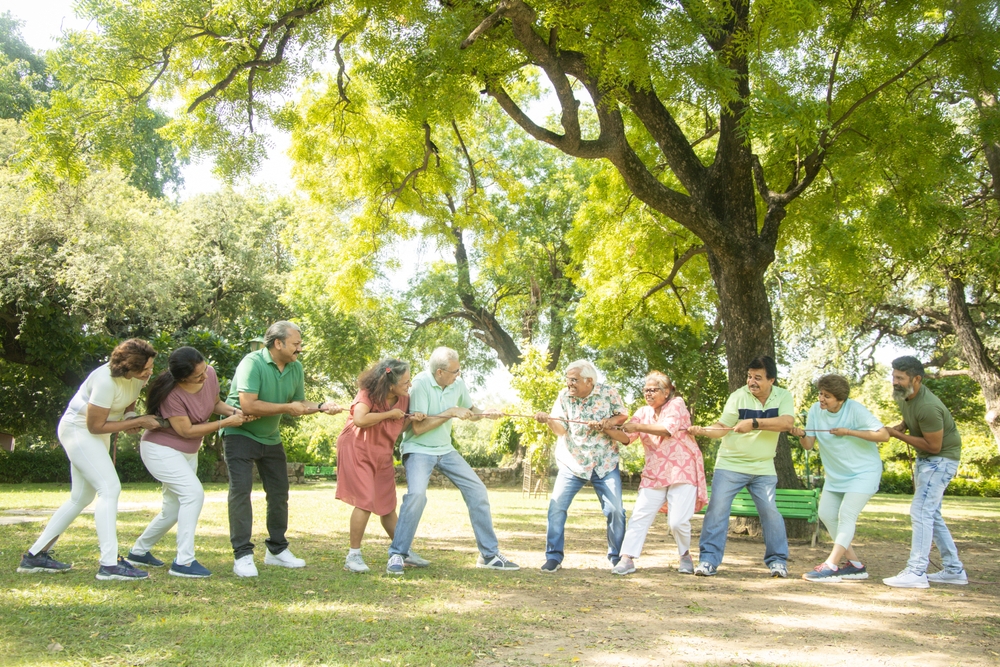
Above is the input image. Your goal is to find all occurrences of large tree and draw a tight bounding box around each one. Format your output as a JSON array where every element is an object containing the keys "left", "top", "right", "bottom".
[{"left": 45, "top": 0, "right": 969, "bottom": 489}]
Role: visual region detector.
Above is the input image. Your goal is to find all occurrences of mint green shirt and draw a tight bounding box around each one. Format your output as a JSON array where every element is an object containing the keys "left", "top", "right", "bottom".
[
  {"left": 400, "top": 371, "right": 473, "bottom": 456},
  {"left": 715, "top": 385, "right": 795, "bottom": 476},
  {"left": 223, "top": 348, "right": 305, "bottom": 445}
]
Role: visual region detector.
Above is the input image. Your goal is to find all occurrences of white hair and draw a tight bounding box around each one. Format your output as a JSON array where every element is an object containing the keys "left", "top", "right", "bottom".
[
  {"left": 565, "top": 359, "right": 599, "bottom": 382},
  {"left": 428, "top": 346, "right": 460, "bottom": 374}
]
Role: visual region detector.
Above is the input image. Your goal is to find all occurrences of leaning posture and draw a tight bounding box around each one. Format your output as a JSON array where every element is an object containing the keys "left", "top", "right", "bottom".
[
  {"left": 688, "top": 355, "right": 795, "bottom": 578},
  {"left": 789, "top": 374, "right": 888, "bottom": 583},
  {"left": 223, "top": 321, "right": 343, "bottom": 578},
  {"left": 128, "top": 346, "right": 248, "bottom": 578},
  {"left": 615, "top": 371, "right": 708, "bottom": 575},
  {"left": 18, "top": 339, "right": 159, "bottom": 580},
  {"left": 337, "top": 359, "right": 426, "bottom": 573},
  {"left": 882, "top": 356, "right": 967, "bottom": 588}
]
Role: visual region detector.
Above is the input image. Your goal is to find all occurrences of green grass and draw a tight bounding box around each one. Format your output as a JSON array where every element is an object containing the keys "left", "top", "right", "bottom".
[{"left": 2, "top": 484, "right": 999, "bottom": 666}]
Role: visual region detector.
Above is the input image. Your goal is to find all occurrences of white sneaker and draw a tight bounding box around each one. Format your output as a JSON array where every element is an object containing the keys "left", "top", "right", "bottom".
[
  {"left": 883, "top": 569, "right": 929, "bottom": 588},
  {"left": 344, "top": 552, "right": 370, "bottom": 573},
  {"left": 927, "top": 569, "right": 968, "bottom": 585},
  {"left": 264, "top": 549, "right": 306, "bottom": 568},
  {"left": 233, "top": 555, "right": 258, "bottom": 578}
]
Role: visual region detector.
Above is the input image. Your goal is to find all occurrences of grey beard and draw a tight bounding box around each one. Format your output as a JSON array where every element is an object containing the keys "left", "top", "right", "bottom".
[{"left": 892, "top": 386, "right": 910, "bottom": 400}]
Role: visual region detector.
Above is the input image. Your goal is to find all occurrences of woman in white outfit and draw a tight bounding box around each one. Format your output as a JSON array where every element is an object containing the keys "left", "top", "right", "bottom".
[
  {"left": 612, "top": 372, "right": 708, "bottom": 575},
  {"left": 127, "top": 346, "right": 247, "bottom": 578},
  {"left": 17, "top": 339, "right": 159, "bottom": 580}
]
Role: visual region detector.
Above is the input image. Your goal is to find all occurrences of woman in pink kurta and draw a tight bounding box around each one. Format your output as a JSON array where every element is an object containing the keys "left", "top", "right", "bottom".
[
  {"left": 613, "top": 371, "right": 707, "bottom": 575},
  {"left": 336, "top": 359, "right": 425, "bottom": 573}
]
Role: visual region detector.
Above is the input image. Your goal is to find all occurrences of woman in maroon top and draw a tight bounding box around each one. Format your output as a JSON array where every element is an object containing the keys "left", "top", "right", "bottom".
[
  {"left": 128, "top": 347, "right": 247, "bottom": 578},
  {"left": 337, "top": 359, "right": 425, "bottom": 573}
]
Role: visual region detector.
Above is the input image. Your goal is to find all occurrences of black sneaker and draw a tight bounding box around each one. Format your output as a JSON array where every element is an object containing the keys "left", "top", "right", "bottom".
[
  {"left": 540, "top": 558, "right": 561, "bottom": 573},
  {"left": 96, "top": 556, "right": 149, "bottom": 581},
  {"left": 17, "top": 551, "right": 71, "bottom": 574},
  {"left": 126, "top": 551, "right": 165, "bottom": 567}
]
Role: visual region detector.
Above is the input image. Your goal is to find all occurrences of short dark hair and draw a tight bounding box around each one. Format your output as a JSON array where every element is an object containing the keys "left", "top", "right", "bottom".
[
  {"left": 109, "top": 339, "right": 157, "bottom": 377},
  {"left": 892, "top": 356, "right": 925, "bottom": 379},
  {"left": 816, "top": 374, "right": 850, "bottom": 402},
  {"left": 747, "top": 355, "right": 777, "bottom": 380}
]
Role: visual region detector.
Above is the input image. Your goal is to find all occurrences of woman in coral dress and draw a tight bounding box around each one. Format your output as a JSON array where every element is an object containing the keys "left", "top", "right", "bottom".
[{"left": 336, "top": 359, "right": 425, "bottom": 573}]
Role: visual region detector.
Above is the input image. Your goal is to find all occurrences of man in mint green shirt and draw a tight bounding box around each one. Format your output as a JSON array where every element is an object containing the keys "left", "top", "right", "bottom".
[
  {"left": 688, "top": 355, "right": 795, "bottom": 578},
  {"left": 223, "top": 321, "right": 342, "bottom": 578},
  {"left": 386, "top": 347, "right": 519, "bottom": 574}
]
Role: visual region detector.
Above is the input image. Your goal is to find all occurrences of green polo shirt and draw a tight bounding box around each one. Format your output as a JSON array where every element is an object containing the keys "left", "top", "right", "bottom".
[
  {"left": 715, "top": 384, "right": 795, "bottom": 476},
  {"left": 896, "top": 385, "right": 962, "bottom": 461},
  {"left": 223, "top": 348, "right": 305, "bottom": 445},
  {"left": 400, "top": 370, "right": 473, "bottom": 456}
]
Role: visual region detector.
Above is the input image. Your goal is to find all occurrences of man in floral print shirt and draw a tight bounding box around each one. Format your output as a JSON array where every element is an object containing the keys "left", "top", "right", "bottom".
[{"left": 534, "top": 360, "right": 629, "bottom": 572}]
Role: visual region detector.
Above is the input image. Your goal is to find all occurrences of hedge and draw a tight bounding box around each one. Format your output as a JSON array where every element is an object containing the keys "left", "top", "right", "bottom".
[{"left": 0, "top": 446, "right": 220, "bottom": 484}]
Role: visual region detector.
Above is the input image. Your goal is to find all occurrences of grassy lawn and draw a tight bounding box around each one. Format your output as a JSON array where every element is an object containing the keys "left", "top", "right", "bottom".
[{"left": 1, "top": 483, "right": 999, "bottom": 667}]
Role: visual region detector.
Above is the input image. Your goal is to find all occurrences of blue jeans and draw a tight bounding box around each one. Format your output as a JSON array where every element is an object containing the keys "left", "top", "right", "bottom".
[
  {"left": 389, "top": 451, "right": 499, "bottom": 559},
  {"left": 545, "top": 465, "right": 625, "bottom": 564},
  {"left": 697, "top": 468, "right": 788, "bottom": 567},
  {"left": 906, "top": 456, "right": 963, "bottom": 575}
]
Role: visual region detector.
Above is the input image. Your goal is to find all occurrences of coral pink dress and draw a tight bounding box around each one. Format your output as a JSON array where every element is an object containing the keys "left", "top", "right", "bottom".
[
  {"left": 628, "top": 397, "right": 708, "bottom": 513},
  {"left": 335, "top": 389, "right": 409, "bottom": 516}
]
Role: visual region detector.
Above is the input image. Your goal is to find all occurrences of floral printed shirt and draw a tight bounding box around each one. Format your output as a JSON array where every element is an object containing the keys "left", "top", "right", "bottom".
[
  {"left": 627, "top": 397, "right": 708, "bottom": 512},
  {"left": 551, "top": 382, "right": 628, "bottom": 479}
]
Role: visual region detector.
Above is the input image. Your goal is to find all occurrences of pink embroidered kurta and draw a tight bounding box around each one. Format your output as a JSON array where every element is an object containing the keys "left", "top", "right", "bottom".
[{"left": 627, "top": 397, "right": 708, "bottom": 512}]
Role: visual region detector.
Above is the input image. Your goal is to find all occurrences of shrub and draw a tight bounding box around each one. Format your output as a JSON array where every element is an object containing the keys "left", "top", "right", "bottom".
[
  {"left": 0, "top": 447, "right": 70, "bottom": 483},
  {"left": 197, "top": 448, "right": 219, "bottom": 483},
  {"left": 879, "top": 469, "right": 914, "bottom": 495},
  {"left": 114, "top": 450, "right": 155, "bottom": 483},
  {"left": 946, "top": 477, "right": 1000, "bottom": 498}
]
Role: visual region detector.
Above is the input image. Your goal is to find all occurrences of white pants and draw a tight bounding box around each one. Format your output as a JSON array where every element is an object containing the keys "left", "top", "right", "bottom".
[
  {"left": 132, "top": 442, "right": 204, "bottom": 566},
  {"left": 31, "top": 419, "right": 122, "bottom": 566},
  {"left": 621, "top": 484, "right": 698, "bottom": 558}
]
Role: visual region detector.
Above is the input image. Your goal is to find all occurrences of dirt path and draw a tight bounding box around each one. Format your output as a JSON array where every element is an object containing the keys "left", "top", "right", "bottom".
[{"left": 481, "top": 515, "right": 1000, "bottom": 667}]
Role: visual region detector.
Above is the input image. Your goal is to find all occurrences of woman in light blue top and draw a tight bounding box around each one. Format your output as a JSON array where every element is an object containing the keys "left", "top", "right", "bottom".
[{"left": 790, "top": 374, "right": 888, "bottom": 583}]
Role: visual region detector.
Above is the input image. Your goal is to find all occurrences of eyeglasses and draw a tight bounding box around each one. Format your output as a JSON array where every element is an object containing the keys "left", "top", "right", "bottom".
[
  {"left": 566, "top": 377, "right": 591, "bottom": 385},
  {"left": 643, "top": 388, "right": 662, "bottom": 394},
  {"left": 439, "top": 367, "right": 461, "bottom": 376}
]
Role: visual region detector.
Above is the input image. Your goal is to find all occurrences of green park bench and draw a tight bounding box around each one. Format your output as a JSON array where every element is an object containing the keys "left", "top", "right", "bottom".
[
  {"left": 304, "top": 465, "right": 336, "bottom": 478},
  {"left": 304, "top": 465, "right": 319, "bottom": 476},
  {"left": 699, "top": 487, "right": 821, "bottom": 547}
]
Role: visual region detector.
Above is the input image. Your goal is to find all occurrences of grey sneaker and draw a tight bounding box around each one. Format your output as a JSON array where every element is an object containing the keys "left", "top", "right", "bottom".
[
  {"left": 96, "top": 556, "right": 149, "bottom": 581},
  {"left": 927, "top": 569, "right": 968, "bottom": 585},
  {"left": 540, "top": 558, "right": 561, "bottom": 573},
  {"left": 477, "top": 553, "right": 520, "bottom": 570},
  {"left": 678, "top": 552, "right": 694, "bottom": 574},
  {"left": 612, "top": 556, "right": 636, "bottom": 575},
  {"left": 694, "top": 561, "right": 717, "bottom": 577},
  {"left": 386, "top": 554, "right": 405, "bottom": 575},
  {"left": 838, "top": 562, "right": 868, "bottom": 580},
  {"left": 769, "top": 562, "right": 788, "bottom": 578},
  {"left": 344, "top": 552, "right": 370, "bottom": 573},
  {"left": 17, "top": 550, "right": 71, "bottom": 574},
  {"left": 403, "top": 552, "right": 431, "bottom": 568}
]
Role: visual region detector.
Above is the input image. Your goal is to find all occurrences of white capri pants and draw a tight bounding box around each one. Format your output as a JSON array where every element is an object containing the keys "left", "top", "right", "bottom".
[
  {"left": 132, "top": 442, "right": 204, "bottom": 566},
  {"left": 31, "top": 419, "right": 122, "bottom": 566},
  {"left": 817, "top": 489, "right": 874, "bottom": 550},
  {"left": 621, "top": 483, "right": 698, "bottom": 558}
]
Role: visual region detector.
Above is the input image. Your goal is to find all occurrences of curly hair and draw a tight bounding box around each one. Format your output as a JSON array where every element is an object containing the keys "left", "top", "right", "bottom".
[
  {"left": 358, "top": 358, "right": 411, "bottom": 407},
  {"left": 109, "top": 339, "right": 157, "bottom": 378},
  {"left": 816, "top": 374, "right": 850, "bottom": 402}
]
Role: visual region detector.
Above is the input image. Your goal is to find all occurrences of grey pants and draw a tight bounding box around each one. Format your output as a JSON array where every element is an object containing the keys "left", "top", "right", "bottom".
[{"left": 224, "top": 434, "right": 289, "bottom": 559}]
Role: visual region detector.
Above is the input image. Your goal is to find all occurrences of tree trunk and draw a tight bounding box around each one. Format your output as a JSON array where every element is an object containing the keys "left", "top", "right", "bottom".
[{"left": 946, "top": 275, "right": 1000, "bottom": 448}]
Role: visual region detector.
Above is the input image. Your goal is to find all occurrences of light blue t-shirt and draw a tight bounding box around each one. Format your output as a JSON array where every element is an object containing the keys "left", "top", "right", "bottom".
[
  {"left": 400, "top": 371, "right": 474, "bottom": 456},
  {"left": 806, "top": 399, "right": 884, "bottom": 494}
]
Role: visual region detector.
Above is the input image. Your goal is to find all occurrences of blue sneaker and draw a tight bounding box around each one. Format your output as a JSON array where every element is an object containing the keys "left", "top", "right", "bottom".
[
  {"left": 803, "top": 563, "right": 842, "bottom": 583},
  {"left": 169, "top": 560, "right": 212, "bottom": 578},
  {"left": 17, "top": 550, "right": 71, "bottom": 574},
  {"left": 838, "top": 562, "right": 869, "bottom": 580},
  {"left": 96, "top": 557, "right": 149, "bottom": 581},
  {"left": 127, "top": 551, "right": 165, "bottom": 567},
  {"left": 386, "top": 554, "right": 405, "bottom": 575}
]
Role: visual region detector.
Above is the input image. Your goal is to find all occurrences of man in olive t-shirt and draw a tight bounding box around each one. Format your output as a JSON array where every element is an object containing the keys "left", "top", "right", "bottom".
[
  {"left": 882, "top": 356, "right": 967, "bottom": 588},
  {"left": 223, "top": 321, "right": 342, "bottom": 578}
]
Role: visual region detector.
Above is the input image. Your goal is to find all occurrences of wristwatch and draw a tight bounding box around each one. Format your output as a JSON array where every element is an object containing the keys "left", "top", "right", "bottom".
[
  {"left": 752, "top": 418, "right": 759, "bottom": 429},
  {"left": 317, "top": 402, "right": 326, "bottom": 412}
]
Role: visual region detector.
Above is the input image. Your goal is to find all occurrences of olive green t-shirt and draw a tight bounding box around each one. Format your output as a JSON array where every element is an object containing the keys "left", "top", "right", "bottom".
[{"left": 895, "top": 385, "right": 961, "bottom": 461}]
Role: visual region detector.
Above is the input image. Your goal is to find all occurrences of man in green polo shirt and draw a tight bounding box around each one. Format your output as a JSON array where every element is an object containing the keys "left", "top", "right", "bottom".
[
  {"left": 385, "top": 346, "right": 520, "bottom": 575},
  {"left": 688, "top": 355, "right": 795, "bottom": 578},
  {"left": 223, "top": 321, "right": 343, "bottom": 578},
  {"left": 882, "top": 356, "right": 966, "bottom": 588}
]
